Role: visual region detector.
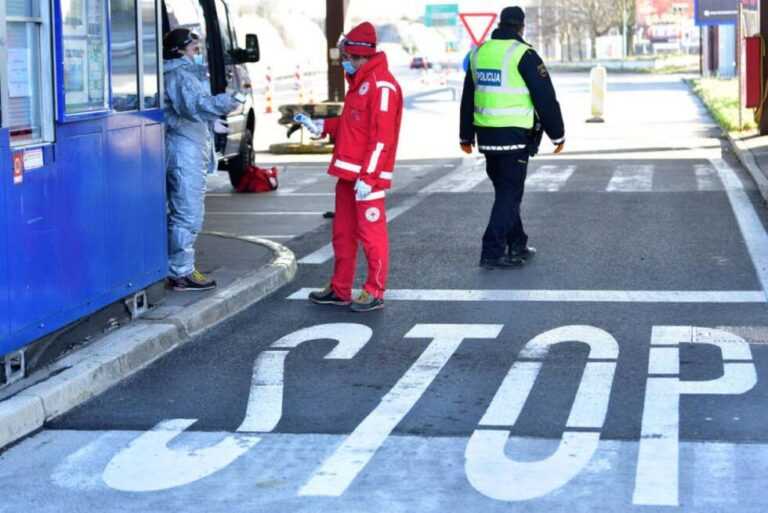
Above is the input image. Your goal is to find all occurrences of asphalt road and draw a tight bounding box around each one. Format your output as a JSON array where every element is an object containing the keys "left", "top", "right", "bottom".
[{"left": 2, "top": 73, "right": 768, "bottom": 512}]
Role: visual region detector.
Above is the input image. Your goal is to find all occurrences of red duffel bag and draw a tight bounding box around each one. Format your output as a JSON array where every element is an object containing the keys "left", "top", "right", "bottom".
[{"left": 236, "top": 165, "right": 279, "bottom": 193}]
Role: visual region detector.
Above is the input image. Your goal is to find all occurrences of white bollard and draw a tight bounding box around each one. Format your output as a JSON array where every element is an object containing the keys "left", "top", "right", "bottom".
[{"left": 587, "top": 65, "right": 606, "bottom": 123}]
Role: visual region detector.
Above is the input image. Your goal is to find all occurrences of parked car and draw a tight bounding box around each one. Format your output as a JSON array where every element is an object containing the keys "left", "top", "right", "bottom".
[
  {"left": 410, "top": 56, "right": 432, "bottom": 70},
  {"left": 162, "top": 0, "right": 260, "bottom": 187}
]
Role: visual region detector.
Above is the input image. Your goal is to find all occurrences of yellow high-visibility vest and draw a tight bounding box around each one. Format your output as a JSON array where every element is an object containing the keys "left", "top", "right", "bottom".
[{"left": 470, "top": 39, "right": 534, "bottom": 129}]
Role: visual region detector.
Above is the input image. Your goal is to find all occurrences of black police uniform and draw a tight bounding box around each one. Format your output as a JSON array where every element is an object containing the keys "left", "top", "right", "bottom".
[{"left": 460, "top": 16, "right": 565, "bottom": 264}]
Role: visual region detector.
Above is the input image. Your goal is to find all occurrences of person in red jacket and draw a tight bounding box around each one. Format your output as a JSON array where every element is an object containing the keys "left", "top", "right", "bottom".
[{"left": 296, "top": 22, "right": 403, "bottom": 312}]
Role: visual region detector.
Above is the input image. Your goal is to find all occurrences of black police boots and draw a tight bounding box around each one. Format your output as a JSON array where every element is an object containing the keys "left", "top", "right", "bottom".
[{"left": 479, "top": 255, "right": 525, "bottom": 270}]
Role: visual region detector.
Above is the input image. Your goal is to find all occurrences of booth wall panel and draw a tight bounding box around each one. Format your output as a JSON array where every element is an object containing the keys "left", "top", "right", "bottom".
[
  {"left": 0, "top": 130, "right": 11, "bottom": 348},
  {"left": 142, "top": 122, "right": 167, "bottom": 280},
  {"left": 6, "top": 148, "right": 65, "bottom": 335},
  {"left": 105, "top": 125, "right": 145, "bottom": 291}
]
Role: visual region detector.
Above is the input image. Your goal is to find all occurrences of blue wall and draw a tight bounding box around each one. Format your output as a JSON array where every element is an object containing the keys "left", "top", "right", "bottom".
[{"left": 0, "top": 112, "right": 167, "bottom": 355}]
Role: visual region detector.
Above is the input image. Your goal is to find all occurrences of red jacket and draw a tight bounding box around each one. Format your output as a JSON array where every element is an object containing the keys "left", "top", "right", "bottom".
[{"left": 323, "top": 52, "right": 403, "bottom": 191}]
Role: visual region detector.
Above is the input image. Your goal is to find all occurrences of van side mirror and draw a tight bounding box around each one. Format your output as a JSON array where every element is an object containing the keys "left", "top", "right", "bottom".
[
  {"left": 230, "top": 34, "right": 260, "bottom": 64},
  {"left": 244, "top": 34, "right": 260, "bottom": 63}
]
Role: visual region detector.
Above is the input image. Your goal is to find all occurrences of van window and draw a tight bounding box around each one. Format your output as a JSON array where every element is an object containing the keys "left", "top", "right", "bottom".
[
  {"left": 110, "top": 0, "right": 139, "bottom": 112},
  {"left": 214, "top": 0, "right": 232, "bottom": 55}
]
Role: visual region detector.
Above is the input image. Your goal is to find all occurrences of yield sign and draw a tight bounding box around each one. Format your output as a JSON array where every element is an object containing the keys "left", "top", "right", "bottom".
[{"left": 459, "top": 12, "right": 497, "bottom": 47}]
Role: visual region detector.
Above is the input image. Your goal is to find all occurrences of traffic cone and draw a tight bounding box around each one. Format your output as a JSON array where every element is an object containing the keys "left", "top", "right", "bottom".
[
  {"left": 295, "top": 64, "right": 305, "bottom": 104},
  {"left": 265, "top": 66, "right": 274, "bottom": 114}
]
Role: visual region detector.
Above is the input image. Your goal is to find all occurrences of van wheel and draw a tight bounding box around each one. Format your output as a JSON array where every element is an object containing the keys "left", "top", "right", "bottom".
[{"left": 228, "top": 128, "right": 254, "bottom": 189}]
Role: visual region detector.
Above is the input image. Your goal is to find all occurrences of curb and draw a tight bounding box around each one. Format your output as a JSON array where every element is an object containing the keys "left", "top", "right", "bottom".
[
  {"left": 0, "top": 237, "right": 296, "bottom": 451},
  {"left": 726, "top": 133, "right": 768, "bottom": 203}
]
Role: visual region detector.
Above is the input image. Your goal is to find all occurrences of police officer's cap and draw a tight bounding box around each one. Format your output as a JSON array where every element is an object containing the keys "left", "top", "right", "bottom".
[{"left": 500, "top": 6, "right": 525, "bottom": 26}]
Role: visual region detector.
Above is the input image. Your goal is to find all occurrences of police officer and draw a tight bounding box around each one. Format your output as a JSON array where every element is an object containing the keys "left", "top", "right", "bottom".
[{"left": 459, "top": 6, "right": 565, "bottom": 269}]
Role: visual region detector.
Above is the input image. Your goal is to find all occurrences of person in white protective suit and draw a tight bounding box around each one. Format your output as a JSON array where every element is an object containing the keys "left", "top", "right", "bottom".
[{"left": 162, "top": 28, "right": 242, "bottom": 291}]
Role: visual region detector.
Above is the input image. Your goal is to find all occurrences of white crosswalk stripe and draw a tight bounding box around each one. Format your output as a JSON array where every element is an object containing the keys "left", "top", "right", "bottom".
[
  {"left": 693, "top": 443, "right": 738, "bottom": 507},
  {"left": 694, "top": 164, "right": 721, "bottom": 191},
  {"left": 526, "top": 165, "right": 576, "bottom": 191},
  {"left": 606, "top": 164, "right": 654, "bottom": 192}
]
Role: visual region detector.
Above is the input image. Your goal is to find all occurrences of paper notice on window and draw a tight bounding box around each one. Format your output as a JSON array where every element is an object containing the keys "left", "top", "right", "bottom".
[{"left": 8, "top": 49, "right": 31, "bottom": 98}]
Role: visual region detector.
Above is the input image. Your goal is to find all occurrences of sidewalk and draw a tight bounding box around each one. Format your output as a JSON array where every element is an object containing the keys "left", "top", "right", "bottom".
[
  {"left": 728, "top": 133, "right": 768, "bottom": 202},
  {"left": 0, "top": 220, "right": 296, "bottom": 451}
]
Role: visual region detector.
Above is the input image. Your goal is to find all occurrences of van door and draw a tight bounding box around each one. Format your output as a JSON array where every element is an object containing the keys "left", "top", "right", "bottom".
[{"left": 213, "top": 0, "right": 245, "bottom": 156}]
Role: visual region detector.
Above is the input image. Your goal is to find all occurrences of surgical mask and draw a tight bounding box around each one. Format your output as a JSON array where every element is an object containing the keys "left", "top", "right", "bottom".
[
  {"left": 193, "top": 53, "right": 204, "bottom": 66},
  {"left": 342, "top": 60, "right": 357, "bottom": 75}
]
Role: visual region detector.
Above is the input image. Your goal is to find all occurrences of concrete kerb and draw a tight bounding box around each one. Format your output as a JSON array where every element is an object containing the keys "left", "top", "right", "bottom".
[
  {"left": 0, "top": 237, "right": 297, "bottom": 452},
  {"left": 726, "top": 133, "right": 768, "bottom": 203}
]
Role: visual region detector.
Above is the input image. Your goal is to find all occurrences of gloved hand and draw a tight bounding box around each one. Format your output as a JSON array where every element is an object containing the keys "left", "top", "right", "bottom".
[
  {"left": 354, "top": 180, "right": 373, "bottom": 201},
  {"left": 293, "top": 113, "right": 324, "bottom": 137},
  {"left": 213, "top": 119, "right": 231, "bottom": 134}
]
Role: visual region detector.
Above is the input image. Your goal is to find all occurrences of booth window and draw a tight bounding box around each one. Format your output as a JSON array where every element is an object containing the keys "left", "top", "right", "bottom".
[
  {"left": 141, "top": 0, "right": 159, "bottom": 109},
  {"left": 110, "top": 0, "right": 138, "bottom": 112},
  {"left": 5, "top": 0, "right": 54, "bottom": 146},
  {"left": 60, "top": 0, "right": 109, "bottom": 115}
]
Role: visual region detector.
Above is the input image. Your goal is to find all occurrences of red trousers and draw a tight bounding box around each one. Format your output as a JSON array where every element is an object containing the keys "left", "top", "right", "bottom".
[{"left": 331, "top": 179, "right": 389, "bottom": 300}]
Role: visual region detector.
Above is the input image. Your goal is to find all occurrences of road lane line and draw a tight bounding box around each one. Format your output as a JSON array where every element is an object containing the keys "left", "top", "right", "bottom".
[
  {"left": 606, "top": 164, "right": 654, "bottom": 192},
  {"left": 288, "top": 288, "right": 765, "bottom": 303},
  {"left": 299, "top": 324, "right": 503, "bottom": 497},
  {"left": 526, "top": 165, "right": 576, "bottom": 191},
  {"left": 710, "top": 158, "right": 768, "bottom": 301}
]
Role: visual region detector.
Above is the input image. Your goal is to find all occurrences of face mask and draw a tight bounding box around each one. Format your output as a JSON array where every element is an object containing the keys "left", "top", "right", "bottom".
[
  {"left": 342, "top": 60, "right": 357, "bottom": 75},
  {"left": 193, "top": 53, "right": 204, "bottom": 66}
]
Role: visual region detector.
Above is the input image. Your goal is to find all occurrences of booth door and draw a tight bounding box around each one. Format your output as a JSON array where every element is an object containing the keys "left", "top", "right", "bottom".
[{"left": 0, "top": 128, "right": 10, "bottom": 350}]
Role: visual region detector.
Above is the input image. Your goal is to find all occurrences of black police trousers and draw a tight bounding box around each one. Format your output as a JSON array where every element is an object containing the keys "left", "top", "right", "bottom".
[{"left": 481, "top": 152, "right": 529, "bottom": 260}]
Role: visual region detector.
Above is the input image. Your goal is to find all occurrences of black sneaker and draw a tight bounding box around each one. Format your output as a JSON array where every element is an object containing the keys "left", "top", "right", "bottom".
[
  {"left": 479, "top": 256, "right": 525, "bottom": 269},
  {"left": 349, "top": 290, "right": 385, "bottom": 312},
  {"left": 509, "top": 246, "right": 537, "bottom": 261},
  {"left": 309, "top": 286, "right": 351, "bottom": 306},
  {"left": 170, "top": 270, "right": 217, "bottom": 291}
]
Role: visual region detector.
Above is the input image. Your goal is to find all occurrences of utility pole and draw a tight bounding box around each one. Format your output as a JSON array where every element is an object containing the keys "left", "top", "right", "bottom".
[
  {"left": 761, "top": 0, "right": 768, "bottom": 134},
  {"left": 622, "top": 0, "right": 628, "bottom": 59},
  {"left": 326, "top": 0, "right": 348, "bottom": 102}
]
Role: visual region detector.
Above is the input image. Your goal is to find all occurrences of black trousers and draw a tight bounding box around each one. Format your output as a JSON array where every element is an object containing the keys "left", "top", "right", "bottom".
[{"left": 481, "top": 153, "right": 529, "bottom": 260}]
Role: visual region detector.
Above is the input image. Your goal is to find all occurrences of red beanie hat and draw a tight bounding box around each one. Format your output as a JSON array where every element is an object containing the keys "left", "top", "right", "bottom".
[{"left": 342, "top": 22, "right": 377, "bottom": 57}]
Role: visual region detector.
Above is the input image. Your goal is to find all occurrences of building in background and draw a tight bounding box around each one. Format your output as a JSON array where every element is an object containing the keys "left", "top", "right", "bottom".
[{"left": 635, "top": 0, "right": 698, "bottom": 55}]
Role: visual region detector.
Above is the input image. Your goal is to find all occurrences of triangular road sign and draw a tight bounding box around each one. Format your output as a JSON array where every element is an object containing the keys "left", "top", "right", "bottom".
[{"left": 459, "top": 12, "right": 497, "bottom": 47}]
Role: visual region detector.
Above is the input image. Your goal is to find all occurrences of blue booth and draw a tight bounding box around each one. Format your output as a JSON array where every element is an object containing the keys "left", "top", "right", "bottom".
[{"left": 0, "top": 0, "right": 167, "bottom": 364}]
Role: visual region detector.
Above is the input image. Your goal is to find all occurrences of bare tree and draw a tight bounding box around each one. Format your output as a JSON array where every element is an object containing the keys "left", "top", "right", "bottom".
[{"left": 538, "top": 0, "right": 635, "bottom": 60}]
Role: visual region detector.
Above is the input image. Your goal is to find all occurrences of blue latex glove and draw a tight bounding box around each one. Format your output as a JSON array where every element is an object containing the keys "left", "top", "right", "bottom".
[
  {"left": 293, "top": 113, "right": 324, "bottom": 137},
  {"left": 354, "top": 180, "right": 373, "bottom": 201}
]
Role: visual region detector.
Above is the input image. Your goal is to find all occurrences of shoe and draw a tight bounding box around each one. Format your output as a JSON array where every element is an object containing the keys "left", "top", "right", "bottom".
[
  {"left": 170, "top": 269, "right": 217, "bottom": 291},
  {"left": 479, "top": 256, "right": 525, "bottom": 269},
  {"left": 309, "top": 285, "right": 351, "bottom": 306},
  {"left": 509, "top": 246, "right": 537, "bottom": 261},
  {"left": 349, "top": 290, "right": 385, "bottom": 312}
]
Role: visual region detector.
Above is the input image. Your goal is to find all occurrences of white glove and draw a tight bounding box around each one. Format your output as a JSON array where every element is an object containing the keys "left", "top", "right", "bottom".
[
  {"left": 293, "top": 113, "right": 324, "bottom": 137},
  {"left": 354, "top": 180, "right": 373, "bottom": 201},
  {"left": 213, "top": 119, "right": 231, "bottom": 134}
]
